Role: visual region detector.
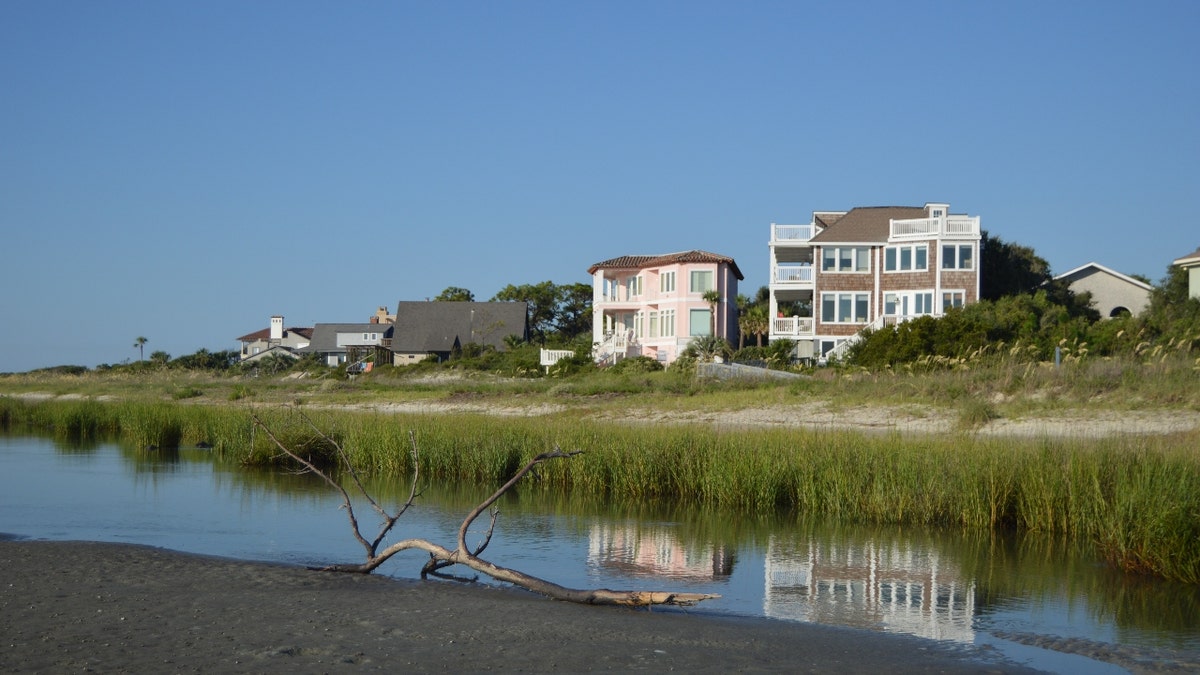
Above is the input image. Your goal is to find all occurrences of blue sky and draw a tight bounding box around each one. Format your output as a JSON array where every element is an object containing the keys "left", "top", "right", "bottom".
[{"left": 2, "top": 1, "right": 1197, "bottom": 372}]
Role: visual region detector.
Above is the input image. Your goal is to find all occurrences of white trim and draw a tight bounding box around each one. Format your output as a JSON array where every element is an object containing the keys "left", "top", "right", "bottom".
[{"left": 1054, "top": 262, "right": 1153, "bottom": 291}]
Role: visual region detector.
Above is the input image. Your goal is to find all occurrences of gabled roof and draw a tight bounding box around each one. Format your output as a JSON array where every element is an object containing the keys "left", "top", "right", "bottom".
[
  {"left": 300, "top": 323, "right": 392, "bottom": 354},
  {"left": 236, "top": 326, "right": 314, "bottom": 342},
  {"left": 587, "top": 250, "right": 744, "bottom": 279},
  {"left": 1173, "top": 246, "right": 1200, "bottom": 267},
  {"left": 808, "top": 206, "right": 927, "bottom": 244},
  {"left": 392, "top": 301, "right": 529, "bottom": 353},
  {"left": 1054, "top": 262, "right": 1153, "bottom": 291}
]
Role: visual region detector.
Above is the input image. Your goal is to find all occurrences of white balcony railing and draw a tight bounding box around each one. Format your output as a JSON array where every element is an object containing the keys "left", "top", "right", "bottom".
[
  {"left": 771, "top": 223, "right": 814, "bottom": 243},
  {"left": 771, "top": 316, "right": 814, "bottom": 337},
  {"left": 890, "top": 215, "right": 980, "bottom": 241},
  {"left": 772, "top": 265, "right": 814, "bottom": 285}
]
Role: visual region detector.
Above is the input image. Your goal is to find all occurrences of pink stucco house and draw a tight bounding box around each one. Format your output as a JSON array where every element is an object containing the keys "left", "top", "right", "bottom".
[{"left": 589, "top": 250, "right": 743, "bottom": 365}]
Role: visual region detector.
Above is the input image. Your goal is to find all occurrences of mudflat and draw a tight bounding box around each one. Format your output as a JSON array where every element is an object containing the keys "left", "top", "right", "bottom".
[{"left": 0, "top": 539, "right": 1032, "bottom": 673}]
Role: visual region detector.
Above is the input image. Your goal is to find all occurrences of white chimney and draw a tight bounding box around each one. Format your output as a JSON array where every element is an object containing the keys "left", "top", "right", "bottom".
[{"left": 270, "top": 316, "right": 284, "bottom": 341}]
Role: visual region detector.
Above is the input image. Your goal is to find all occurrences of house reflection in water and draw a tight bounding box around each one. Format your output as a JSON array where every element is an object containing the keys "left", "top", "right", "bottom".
[
  {"left": 587, "top": 523, "right": 734, "bottom": 581},
  {"left": 765, "top": 534, "right": 975, "bottom": 643}
]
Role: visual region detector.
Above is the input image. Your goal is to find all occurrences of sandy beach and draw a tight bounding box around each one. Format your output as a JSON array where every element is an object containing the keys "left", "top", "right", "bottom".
[{"left": 0, "top": 539, "right": 1034, "bottom": 673}]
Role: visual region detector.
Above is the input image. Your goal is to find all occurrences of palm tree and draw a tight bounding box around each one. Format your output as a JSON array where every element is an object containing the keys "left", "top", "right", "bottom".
[
  {"left": 702, "top": 290, "right": 721, "bottom": 338},
  {"left": 133, "top": 336, "right": 148, "bottom": 361}
]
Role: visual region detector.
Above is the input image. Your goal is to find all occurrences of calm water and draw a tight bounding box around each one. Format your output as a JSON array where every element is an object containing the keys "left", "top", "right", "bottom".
[{"left": 2, "top": 434, "right": 1198, "bottom": 673}]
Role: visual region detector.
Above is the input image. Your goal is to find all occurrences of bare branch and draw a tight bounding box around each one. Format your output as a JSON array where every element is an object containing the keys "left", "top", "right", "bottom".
[
  {"left": 258, "top": 417, "right": 718, "bottom": 608},
  {"left": 252, "top": 413, "right": 375, "bottom": 556},
  {"left": 457, "top": 446, "right": 581, "bottom": 554}
]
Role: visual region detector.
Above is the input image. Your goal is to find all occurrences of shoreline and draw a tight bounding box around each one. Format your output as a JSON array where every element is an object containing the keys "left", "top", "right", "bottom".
[{"left": 0, "top": 538, "right": 1036, "bottom": 673}]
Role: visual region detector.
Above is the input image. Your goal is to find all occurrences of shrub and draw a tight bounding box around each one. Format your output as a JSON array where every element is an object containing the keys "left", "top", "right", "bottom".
[{"left": 608, "top": 356, "right": 664, "bottom": 374}]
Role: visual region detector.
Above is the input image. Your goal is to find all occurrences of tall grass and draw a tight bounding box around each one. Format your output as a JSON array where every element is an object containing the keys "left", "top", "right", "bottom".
[{"left": 3, "top": 396, "right": 1198, "bottom": 583}]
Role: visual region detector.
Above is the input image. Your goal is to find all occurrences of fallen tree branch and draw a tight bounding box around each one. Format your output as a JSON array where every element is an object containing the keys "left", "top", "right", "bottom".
[{"left": 250, "top": 414, "right": 720, "bottom": 608}]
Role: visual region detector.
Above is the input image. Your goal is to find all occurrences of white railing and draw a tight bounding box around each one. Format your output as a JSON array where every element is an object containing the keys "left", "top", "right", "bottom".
[
  {"left": 771, "top": 223, "right": 814, "bottom": 243},
  {"left": 771, "top": 316, "right": 814, "bottom": 337},
  {"left": 772, "top": 265, "right": 814, "bottom": 284},
  {"left": 890, "top": 215, "right": 979, "bottom": 240},
  {"left": 593, "top": 332, "right": 635, "bottom": 366},
  {"left": 539, "top": 349, "right": 574, "bottom": 366}
]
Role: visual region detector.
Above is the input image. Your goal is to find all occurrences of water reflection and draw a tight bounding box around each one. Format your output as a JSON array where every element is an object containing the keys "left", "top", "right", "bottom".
[
  {"left": 587, "top": 521, "right": 735, "bottom": 581},
  {"left": 765, "top": 530, "right": 975, "bottom": 643},
  {"left": 3, "top": 432, "right": 1199, "bottom": 672}
]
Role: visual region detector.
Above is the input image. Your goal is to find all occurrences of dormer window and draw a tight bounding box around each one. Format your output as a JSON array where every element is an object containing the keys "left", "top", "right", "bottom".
[{"left": 931, "top": 208, "right": 944, "bottom": 218}]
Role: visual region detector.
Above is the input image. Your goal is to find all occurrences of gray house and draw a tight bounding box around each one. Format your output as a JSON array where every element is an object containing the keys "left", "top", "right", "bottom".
[
  {"left": 300, "top": 323, "right": 394, "bottom": 368},
  {"left": 390, "top": 301, "right": 529, "bottom": 364},
  {"left": 1173, "top": 246, "right": 1200, "bottom": 299},
  {"left": 1054, "top": 262, "right": 1152, "bottom": 318}
]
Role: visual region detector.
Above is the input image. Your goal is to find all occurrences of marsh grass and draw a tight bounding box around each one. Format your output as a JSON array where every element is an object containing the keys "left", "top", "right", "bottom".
[{"left": 2, "top": 383, "right": 1199, "bottom": 583}]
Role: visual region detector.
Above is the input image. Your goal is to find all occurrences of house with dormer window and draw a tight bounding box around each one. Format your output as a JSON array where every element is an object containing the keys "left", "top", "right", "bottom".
[
  {"left": 768, "top": 203, "right": 982, "bottom": 360},
  {"left": 589, "top": 250, "right": 743, "bottom": 365}
]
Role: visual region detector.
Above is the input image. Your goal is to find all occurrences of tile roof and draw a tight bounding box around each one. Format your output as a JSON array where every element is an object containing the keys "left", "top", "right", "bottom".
[
  {"left": 809, "top": 206, "right": 928, "bottom": 244},
  {"left": 588, "top": 250, "right": 744, "bottom": 279},
  {"left": 236, "top": 326, "right": 314, "bottom": 342}
]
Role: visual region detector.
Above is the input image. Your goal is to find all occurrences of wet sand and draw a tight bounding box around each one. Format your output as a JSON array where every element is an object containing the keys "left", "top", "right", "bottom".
[{"left": 0, "top": 539, "right": 1033, "bottom": 673}]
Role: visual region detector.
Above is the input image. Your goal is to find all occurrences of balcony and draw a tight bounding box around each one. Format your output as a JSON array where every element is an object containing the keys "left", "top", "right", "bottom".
[
  {"left": 771, "top": 223, "right": 815, "bottom": 244},
  {"left": 889, "top": 215, "right": 980, "bottom": 241},
  {"left": 772, "top": 264, "right": 814, "bottom": 286},
  {"left": 771, "top": 316, "right": 814, "bottom": 338}
]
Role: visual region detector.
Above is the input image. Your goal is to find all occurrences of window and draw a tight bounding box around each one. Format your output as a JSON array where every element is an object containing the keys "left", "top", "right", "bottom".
[
  {"left": 648, "top": 311, "right": 658, "bottom": 338},
  {"left": 820, "top": 292, "right": 870, "bottom": 323},
  {"left": 627, "top": 275, "right": 642, "bottom": 298},
  {"left": 370, "top": 333, "right": 378, "bottom": 341},
  {"left": 659, "top": 271, "right": 676, "bottom": 294},
  {"left": 884, "top": 292, "right": 935, "bottom": 318},
  {"left": 942, "top": 244, "right": 974, "bottom": 270},
  {"left": 884, "top": 244, "right": 928, "bottom": 272},
  {"left": 660, "top": 309, "right": 675, "bottom": 337},
  {"left": 942, "top": 291, "right": 965, "bottom": 312},
  {"left": 634, "top": 312, "right": 644, "bottom": 338},
  {"left": 821, "top": 246, "right": 870, "bottom": 272},
  {"left": 690, "top": 269, "right": 714, "bottom": 293},
  {"left": 689, "top": 309, "right": 712, "bottom": 337}
]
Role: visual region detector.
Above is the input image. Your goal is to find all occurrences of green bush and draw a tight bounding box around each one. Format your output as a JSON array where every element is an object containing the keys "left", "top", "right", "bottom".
[{"left": 608, "top": 356, "right": 663, "bottom": 374}]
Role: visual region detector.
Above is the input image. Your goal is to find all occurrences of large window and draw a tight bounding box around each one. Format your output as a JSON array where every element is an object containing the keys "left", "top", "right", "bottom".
[
  {"left": 689, "top": 309, "right": 712, "bottom": 336},
  {"left": 942, "top": 244, "right": 974, "bottom": 270},
  {"left": 821, "top": 246, "right": 870, "bottom": 272},
  {"left": 884, "top": 244, "right": 928, "bottom": 272},
  {"left": 660, "top": 309, "right": 676, "bottom": 337},
  {"left": 820, "top": 292, "right": 870, "bottom": 323},
  {"left": 648, "top": 311, "right": 658, "bottom": 338},
  {"left": 627, "top": 275, "right": 642, "bottom": 298},
  {"left": 659, "top": 271, "right": 676, "bottom": 294},
  {"left": 690, "top": 269, "right": 714, "bottom": 293}
]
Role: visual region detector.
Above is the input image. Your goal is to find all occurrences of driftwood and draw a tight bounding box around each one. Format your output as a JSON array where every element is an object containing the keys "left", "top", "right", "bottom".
[{"left": 252, "top": 414, "right": 719, "bottom": 608}]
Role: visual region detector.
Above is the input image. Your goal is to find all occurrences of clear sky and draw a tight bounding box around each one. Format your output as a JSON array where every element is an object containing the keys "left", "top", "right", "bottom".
[{"left": 2, "top": 1, "right": 1197, "bottom": 372}]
